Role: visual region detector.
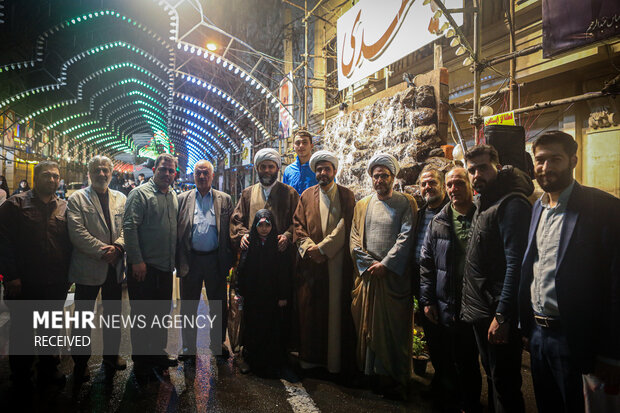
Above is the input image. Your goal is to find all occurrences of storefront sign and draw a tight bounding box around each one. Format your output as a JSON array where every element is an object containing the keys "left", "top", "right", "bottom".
[
  {"left": 224, "top": 151, "right": 231, "bottom": 170},
  {"left": 543, "top": 0, "right": 620, "bottom": 58},
  {"left": 241, "top": 139, "right": 252, "bottom": 166},
  {"left": 484, "top": 111, "right": 516, "bottom": 127},
  {"left": 337, "top": 0, "right": 461, "bottom": 90}
]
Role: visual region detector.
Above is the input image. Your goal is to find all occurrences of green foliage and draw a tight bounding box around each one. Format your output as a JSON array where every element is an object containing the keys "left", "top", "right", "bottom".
[{"left": 412, "top": 327, "right": 426, "bottom": 356}]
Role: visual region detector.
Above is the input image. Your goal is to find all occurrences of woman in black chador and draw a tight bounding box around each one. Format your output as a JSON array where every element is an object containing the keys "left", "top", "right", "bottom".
[{"left": 236, "top": 209, "right": 291, "bottom": 379}]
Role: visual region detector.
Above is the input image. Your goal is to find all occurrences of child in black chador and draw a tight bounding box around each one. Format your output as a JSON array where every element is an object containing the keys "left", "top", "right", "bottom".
[{"left": 236, "top": 209, "right": 296, "bottom": 380}]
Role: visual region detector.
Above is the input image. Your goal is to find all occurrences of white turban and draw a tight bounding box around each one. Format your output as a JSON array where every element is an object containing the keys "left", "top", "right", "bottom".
[
  {"left": 309, "top": 150, "right": 339, "bottom": 172},
  {"left": 254, "top": 148, "right": 281, "bottom": 170},
  {"left": 367, "top": 153, "right": 400, "bottom": 177}
]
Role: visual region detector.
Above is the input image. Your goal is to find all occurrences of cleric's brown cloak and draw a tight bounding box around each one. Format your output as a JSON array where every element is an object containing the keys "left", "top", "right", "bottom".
[
  {"left": 293, "top": 183, "right": 356, "bottom": 374},
  {"left": 230, "top": 181, "right": 299, "bottom": 251}
]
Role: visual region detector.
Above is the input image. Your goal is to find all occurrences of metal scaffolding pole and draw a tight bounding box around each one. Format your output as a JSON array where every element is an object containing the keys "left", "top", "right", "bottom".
[
  {"left": 303, "top": 0, "right": 309, "bottom": 128},
  {"left": 471, "top": 0, "right": 482, "bottom": 140}
]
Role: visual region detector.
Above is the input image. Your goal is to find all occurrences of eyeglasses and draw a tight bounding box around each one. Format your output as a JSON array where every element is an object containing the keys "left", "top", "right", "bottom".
[
  {"left": 372, "top": 173, "right": 390, "bottom": 181},
  {"left": 40, "top": 172, "right": 60, "bottom": 180}
]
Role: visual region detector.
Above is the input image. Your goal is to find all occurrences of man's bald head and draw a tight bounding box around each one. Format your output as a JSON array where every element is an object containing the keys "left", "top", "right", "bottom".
[
  {"left": 445, "top": 167, "right": 473, "bottom": 209},
  {"left": 446, "top": 167, "right": 468, "bottom": 181},
  {"left": 194, "top": 160, "right": 214, "bottom": 174}
]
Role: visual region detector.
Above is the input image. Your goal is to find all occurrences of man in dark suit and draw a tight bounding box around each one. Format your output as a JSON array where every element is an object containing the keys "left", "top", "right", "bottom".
[
  {"left": 177, "top": 160, "right": 234, "bottom": 363},
  {"left": 519, "top": 131, "right": 620, "bottom": 413}
]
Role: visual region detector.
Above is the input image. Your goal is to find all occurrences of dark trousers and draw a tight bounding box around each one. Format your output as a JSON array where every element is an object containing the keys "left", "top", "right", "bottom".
[
  {"left": 126, "top": 264, "right": 173, "bottom": 370},
  {"left": 420, "top": 314, "right": 442, "bottom": 394},
  {"left": 8, "top": 282, "right": 68, "bottom": 381},
  {"left": 71, "top": 265, "right": 122, "bottom": 370},
  {"left": 529, "top": 324, "right": 584, "bottom": 413},
  {"left": 473, "top": 318, "right": 525, "bottom": 413},
  {"left": 180, "top": 252, "right": 227, "bottom": 353},
  {"left": 432, "top": 321, "right": 483, "bottom": 412}
]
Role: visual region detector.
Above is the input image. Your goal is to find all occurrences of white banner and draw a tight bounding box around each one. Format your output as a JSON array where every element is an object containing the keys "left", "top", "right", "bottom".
[
  {"left": 241, "top": 138, "right": 252, "bottom": 166},
  {"left": 278, "top": 72, "right": 294, "bottom": 141},
  {"left": 337, "top": 0, "right": 462, "bottom": 90}
]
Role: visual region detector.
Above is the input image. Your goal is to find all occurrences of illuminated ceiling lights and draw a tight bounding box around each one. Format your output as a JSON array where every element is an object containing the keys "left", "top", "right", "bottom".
[
  {"left": 176, "top": 40, "right": 295, "bottom": 133},
  {"left": 0, "top": 10, "right": 173, "bottom": 75},
  {"left": 175, "top": 91, "right": 265, "bottom": 143},
  {"left": 176, "top": 92, "right": 251, "bottom": 143},
  {"left": 173, "top": 106, "right": 238, "bottom": 151},
  {"left": 177, "top": 72, "right": 261, "bottom": 143}
]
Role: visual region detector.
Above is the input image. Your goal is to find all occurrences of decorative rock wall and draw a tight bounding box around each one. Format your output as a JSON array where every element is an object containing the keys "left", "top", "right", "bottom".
[{"left": 323, "top": 84, "right": 453, "bottom": 199}]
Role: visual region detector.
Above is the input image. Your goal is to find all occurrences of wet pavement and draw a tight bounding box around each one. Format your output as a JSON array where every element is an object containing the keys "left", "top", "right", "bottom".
[{"left": 0, "top": 287, "right": 537, "bottom": 413}]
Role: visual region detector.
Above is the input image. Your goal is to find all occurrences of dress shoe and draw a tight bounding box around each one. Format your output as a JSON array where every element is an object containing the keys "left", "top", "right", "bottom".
[
  {"left": 279, "top": 366, "right": 301, "bottom": 383},
  {"left": 235, "top": 357, "right": 250, "bottom": 374},
  {"left": 214, "top": 345, "right": 230, "bottom": 363},
  {"left": 152, "top": 355, "right": 178, "bottom": 368},
  {"left": 103, "top": 355, "right": 127, "bottom": 370},
  {"left": 73, "top": 365, "right": 91, "bottom": 384},
  {"left": 178, "top": 348, "right": 196, "bottom": 361},
  {"left": 38, "top": 368, "right": 67, "bottom": 387},
  {"left": 216, "top": 344, "right": 230, "bottom": 359},
  {"left": 10, "top": 374, "right": 34, "bottom": 392}
]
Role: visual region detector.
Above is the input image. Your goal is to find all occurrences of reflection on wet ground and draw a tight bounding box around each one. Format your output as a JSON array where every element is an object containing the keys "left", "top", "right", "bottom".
[{"left": 0, "top": 287, "right": 536, "bottom": 412}]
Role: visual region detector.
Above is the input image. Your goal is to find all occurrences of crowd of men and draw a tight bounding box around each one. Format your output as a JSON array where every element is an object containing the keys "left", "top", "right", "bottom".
[{"left": 0, "top": 129, "right": 618, "bottom": 412}]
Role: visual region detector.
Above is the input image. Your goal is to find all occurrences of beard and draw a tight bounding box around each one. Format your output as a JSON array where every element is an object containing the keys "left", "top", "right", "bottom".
[
  {"left": 374, "top": 180, "right": 393, "bottom": 197},
  {"left": 424, "top": 191, "right": 442, "bottom": 205},
  {"left": 472, "top": 178, "right": 488, "bottom": 194},
  {"left": 91, "top": 177, "right": 110, "bottom": 192},
  {"left": 317, "top": 176, "right": 333, "bottom": 186},
  {"left": 36, "top": 182, "right": 58, "bottom": 196},
  {"left": 536, "top": 167, "right": 573, "bottom": 193},
  {"left": 259, "top": 172, "right": 277, "bottom": 186}
]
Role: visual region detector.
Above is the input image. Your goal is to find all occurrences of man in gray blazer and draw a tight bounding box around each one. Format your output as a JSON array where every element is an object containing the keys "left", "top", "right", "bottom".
[
  {"left": 177, "top": 160, "right": 234, "bottom": 363},
  {"left": 67, "top": 155, "right": 126, "bottom": 385}
]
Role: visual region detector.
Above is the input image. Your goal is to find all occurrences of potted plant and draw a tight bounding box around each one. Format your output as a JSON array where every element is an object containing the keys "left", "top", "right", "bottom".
[{"left": 412, "top": 298, "right": 429, "bottom": 376}]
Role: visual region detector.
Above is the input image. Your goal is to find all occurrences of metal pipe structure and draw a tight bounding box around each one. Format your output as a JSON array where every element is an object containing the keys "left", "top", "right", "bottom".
[
  {"left": 480, "top": 44, "right": 543, "bottom": 68},
  {"left": 448, "top": 106, "right": 468, "bottom": 154},
  {"left": 451, "top": 83, "right": 523, "bottom": 107},
  {"left": 511, "top": 91, "right": 614, "bottom": 116},
  {"left": 508, "top": 0, "right": 516, "bottom": 110},
  {"left": 304, "top": 0, "right": 309, "bottom": 128},
  {"left": 471, "top": 0, "right": 482, "bottom": 140}
]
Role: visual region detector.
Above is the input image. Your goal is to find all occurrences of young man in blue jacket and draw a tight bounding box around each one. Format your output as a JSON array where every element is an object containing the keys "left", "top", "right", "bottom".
[{"left": 283, "top": 129, "right": 317, "bottom": 194}]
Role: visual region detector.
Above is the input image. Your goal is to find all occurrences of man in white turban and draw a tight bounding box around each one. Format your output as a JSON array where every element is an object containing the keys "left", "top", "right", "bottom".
[
  {"left": 293, "top": 150, "right": 357, "bottom": 378},
  {"left": 367, "top": 153, "right": 400, "bottom": 177},
  {"left": 231, "top": 147, "right": 298, "bottom": 252},
  {"left": 350, "top": 152, "right": 418, "bottom": 400},
  {"left": 229, "top": 146, "right": 299, "bottom": 375},
  {"left": 254, "top": 148, "right": 282, "bottom": 172},
  {"left": 309, "top": 150, "right": 339, "bottom": 173}
]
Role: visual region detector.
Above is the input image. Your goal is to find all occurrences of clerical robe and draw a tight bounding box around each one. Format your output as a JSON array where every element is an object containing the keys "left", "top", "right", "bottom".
[
  {"left": 350, "top": 191, "right": 417, "bottom": 387},
  {"left": 293, "top": 183, "right": 356, "bottom": 374},
  {"left": 230, "top": 181, "right": 299, "bottom": 251}
]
